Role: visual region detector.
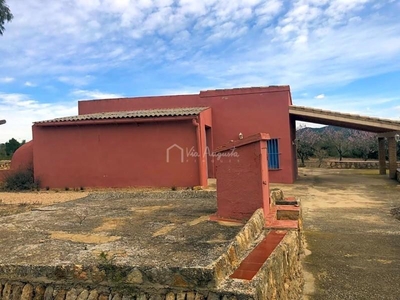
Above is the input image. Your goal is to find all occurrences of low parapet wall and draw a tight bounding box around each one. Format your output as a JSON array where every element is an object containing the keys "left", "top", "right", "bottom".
[
  {"left": 327, "top": 161, "right": 400, "bottom": 169},
  {"left": 301, "top": 160, "right": 400, "bottom": 169}
]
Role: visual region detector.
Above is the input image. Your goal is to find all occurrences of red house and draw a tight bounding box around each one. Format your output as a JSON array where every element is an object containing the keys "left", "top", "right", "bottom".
[{"left": 8, "top": 85, "right": 400, "bottom": 189}]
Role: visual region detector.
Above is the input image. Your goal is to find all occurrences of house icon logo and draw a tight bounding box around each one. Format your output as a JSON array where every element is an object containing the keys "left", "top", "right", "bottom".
[{"left": 166, "top": 144, "right": 184, "bottom": 163}]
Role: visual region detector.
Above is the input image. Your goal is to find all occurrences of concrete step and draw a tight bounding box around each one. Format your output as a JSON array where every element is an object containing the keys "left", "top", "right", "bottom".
[
  {"left": 266, "top": 219, "right": 299, "bottom": 230},
  {"left": 275, "top": 196, "right": 299, "bottom": 205},
  {"left": 265, "top": 203, "right": 300, "bottom": 224},
  {"left": 276, "top": 204, "right": 300, "bottom": 220}
]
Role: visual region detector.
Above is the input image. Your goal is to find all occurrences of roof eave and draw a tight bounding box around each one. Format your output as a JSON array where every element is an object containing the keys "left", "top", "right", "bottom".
[{"left": 34, "top": 115, "right": 199, "bottom": 127}]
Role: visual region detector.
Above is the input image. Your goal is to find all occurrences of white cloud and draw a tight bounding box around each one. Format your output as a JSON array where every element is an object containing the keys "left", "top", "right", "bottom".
[
  {"left": 0, "top": 77, "right": 15, "bottom": 83},
  {"left": 0, "top": 93, "right": 77, "bottom": 142},
  {"left": 71, "top": 89, "right": 123, "bottom": 100},
  {"left": 1, "top": 0, "right": 398, "bottom": 90},
  {"left": 24, "top": 81, "right": 36, "bottom": 87},
  {"left": 0, "top": 0, "right": 399, "bottom": 141},
  {"left": 58, "top": 75, "right": 94, "bottom": 87},
  {"left": 315, "top": 94, "right": 325, "bottom": 99}
]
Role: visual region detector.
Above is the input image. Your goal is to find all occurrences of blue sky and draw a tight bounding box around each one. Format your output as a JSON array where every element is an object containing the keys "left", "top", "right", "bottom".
[{"left": 1, "top": 0, "right": 400, "bottom": 142}]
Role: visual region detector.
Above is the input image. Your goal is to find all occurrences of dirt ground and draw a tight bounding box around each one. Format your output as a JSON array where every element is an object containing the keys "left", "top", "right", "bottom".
[
  {"left": 272, "top": 168, "right": 400, "bottom": 300},
  {"left": 0, "top": 191, "right": 88, "bottom": 217}
]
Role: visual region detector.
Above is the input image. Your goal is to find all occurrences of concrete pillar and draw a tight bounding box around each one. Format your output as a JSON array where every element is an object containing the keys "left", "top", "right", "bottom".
[
  {"left": 388, "top": 137, "right": 398, "bottom": 179},
  {"left": 378, "top": 137, "right": 386, "bottom": 175}
]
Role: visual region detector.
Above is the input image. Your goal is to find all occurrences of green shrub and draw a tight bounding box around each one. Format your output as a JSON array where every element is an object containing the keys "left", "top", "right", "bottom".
[{"left": 3, "top": 168, "right": 39, "bottom": 191}]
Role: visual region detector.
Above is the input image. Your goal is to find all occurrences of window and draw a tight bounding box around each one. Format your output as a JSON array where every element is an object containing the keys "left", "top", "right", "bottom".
[{"left": 267, "top": 139, "right": 280, "bottom": 170}]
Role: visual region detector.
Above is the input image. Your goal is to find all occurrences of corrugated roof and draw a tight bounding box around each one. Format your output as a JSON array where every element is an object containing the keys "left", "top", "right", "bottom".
[{"left": 35, "top": 107, "right": 209, "bottom": 124}]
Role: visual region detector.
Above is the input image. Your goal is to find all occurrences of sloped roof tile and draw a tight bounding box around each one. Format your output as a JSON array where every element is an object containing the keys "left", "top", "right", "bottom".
[{"left": 35, "top": 107, "right": 209, "bottom": 124}]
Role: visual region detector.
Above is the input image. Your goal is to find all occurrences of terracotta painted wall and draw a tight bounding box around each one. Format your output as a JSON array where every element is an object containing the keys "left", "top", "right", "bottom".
[
  {"left": 78, "top": 87, "right": 296, "bottom": 183},
  {"left": 214, "top": 134, "right": 270, "bottom": 220},
  {"left": 10, "top": 141, "right": 33, "bottom": 170},
  {"left": 0, "top": 170, "right": 11, "bottom": 182},
  {"left": 32, "top": 120, "right": 204, "bottom": 189}
]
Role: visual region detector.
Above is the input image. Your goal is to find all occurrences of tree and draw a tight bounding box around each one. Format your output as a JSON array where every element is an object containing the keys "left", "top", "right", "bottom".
[
  {"left": 296, "top": 126, "right": 320, "bottom": 167},
  {"left": 323, "top": 127, "right": 350, "bottom": 161},
  {"left": 348, "top": 130, "right": 378, "bottom": 161},
  {"left": 4, "top": 138, "right": 24, "bottom": 157},
  {"left": 0, "top": 143, "right": 6, "bottom": 159},
  {"left": 0, "top": 0, "right": 13, "bottom": 35}
]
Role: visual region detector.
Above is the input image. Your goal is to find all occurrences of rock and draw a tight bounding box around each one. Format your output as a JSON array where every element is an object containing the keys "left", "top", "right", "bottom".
[
  {"left": 20, "top": 284, "right": 34, "bottom": 300},
  {"left": 77, "top": 290, "right": 90, "bottom": 300},
  {"left": 111, "top": 294, "right": 121, "bottom": 300},
  {"left": 173, "top": 274, "right": 188, "bottom": 287},
  {"left": 12, "top": 284, "right": 23, "bottom": 300},
  {"left": 165, "top": 292, "right": 175, "bottom": 300},
  {"left": 91, "top": 267, "right": 106, "bottom": 283},
  {"left": 207, "top": 292, "right": 219, "bottom": 300},
  {"left": 44, "top": 286, "right": 54, "bottom": 300},
  {"left": 194, "top": 293, "right": 206, "bottom": 300},
  {"left": 98, "top": 294, "right": 109, "bottom": 300},
  {"left": 186, "top": 292, "right": 195, "bottom": 300},
  {"left": 66, "top": 288, "right": 79, "bottom": 300},
  {"left": 87, "top": 290, "right": 99, "bottom": 300},
  {"left": 54, "top": 290, "right": 67, "bottom": 300},
  {"left": 176, "top": 292, "right": 186, "bottom": 300},
  {"left": 33, "top": 286, "right": 46, "bottom": 300},
  {"left": 126, "top": 268, "right": 143, "bottom": 284},
  {"left": 3, "top": 283, "right": 12, "bottom": 300},
  {"left": 136, "top": 294, "right": 147, "bottom": 300}
]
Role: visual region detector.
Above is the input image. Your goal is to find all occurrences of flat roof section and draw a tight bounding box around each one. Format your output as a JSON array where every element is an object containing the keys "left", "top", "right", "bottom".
[{"left": 290, "top": 105, "right": 400, "bottom": 133}]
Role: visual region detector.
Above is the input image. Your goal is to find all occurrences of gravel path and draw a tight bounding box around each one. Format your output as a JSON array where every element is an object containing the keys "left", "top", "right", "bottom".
[{"left": 273, "top": 168, "right": 400, "bottom": 300}]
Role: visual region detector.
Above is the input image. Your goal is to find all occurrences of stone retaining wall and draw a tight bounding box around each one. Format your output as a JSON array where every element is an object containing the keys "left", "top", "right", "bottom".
[
  {"left": 218, "top": 230, "right": 303, "bottom": 300},
  {"left": 300, "top": 160, "right": 400, "bottom": 169},
  {"left": 0, "top": 281, "right": 220, "bottom": 300},
  {"left": 0, "top": 208, "right": 304, "bottom": 299},
  {"left": 0, "top": 231, "right": 303, "bottom": 300}
]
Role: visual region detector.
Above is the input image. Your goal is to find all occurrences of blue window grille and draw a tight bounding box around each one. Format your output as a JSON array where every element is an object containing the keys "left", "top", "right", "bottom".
[{"left": 267, "top": 139, "right": 280, "bottom": 170}]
